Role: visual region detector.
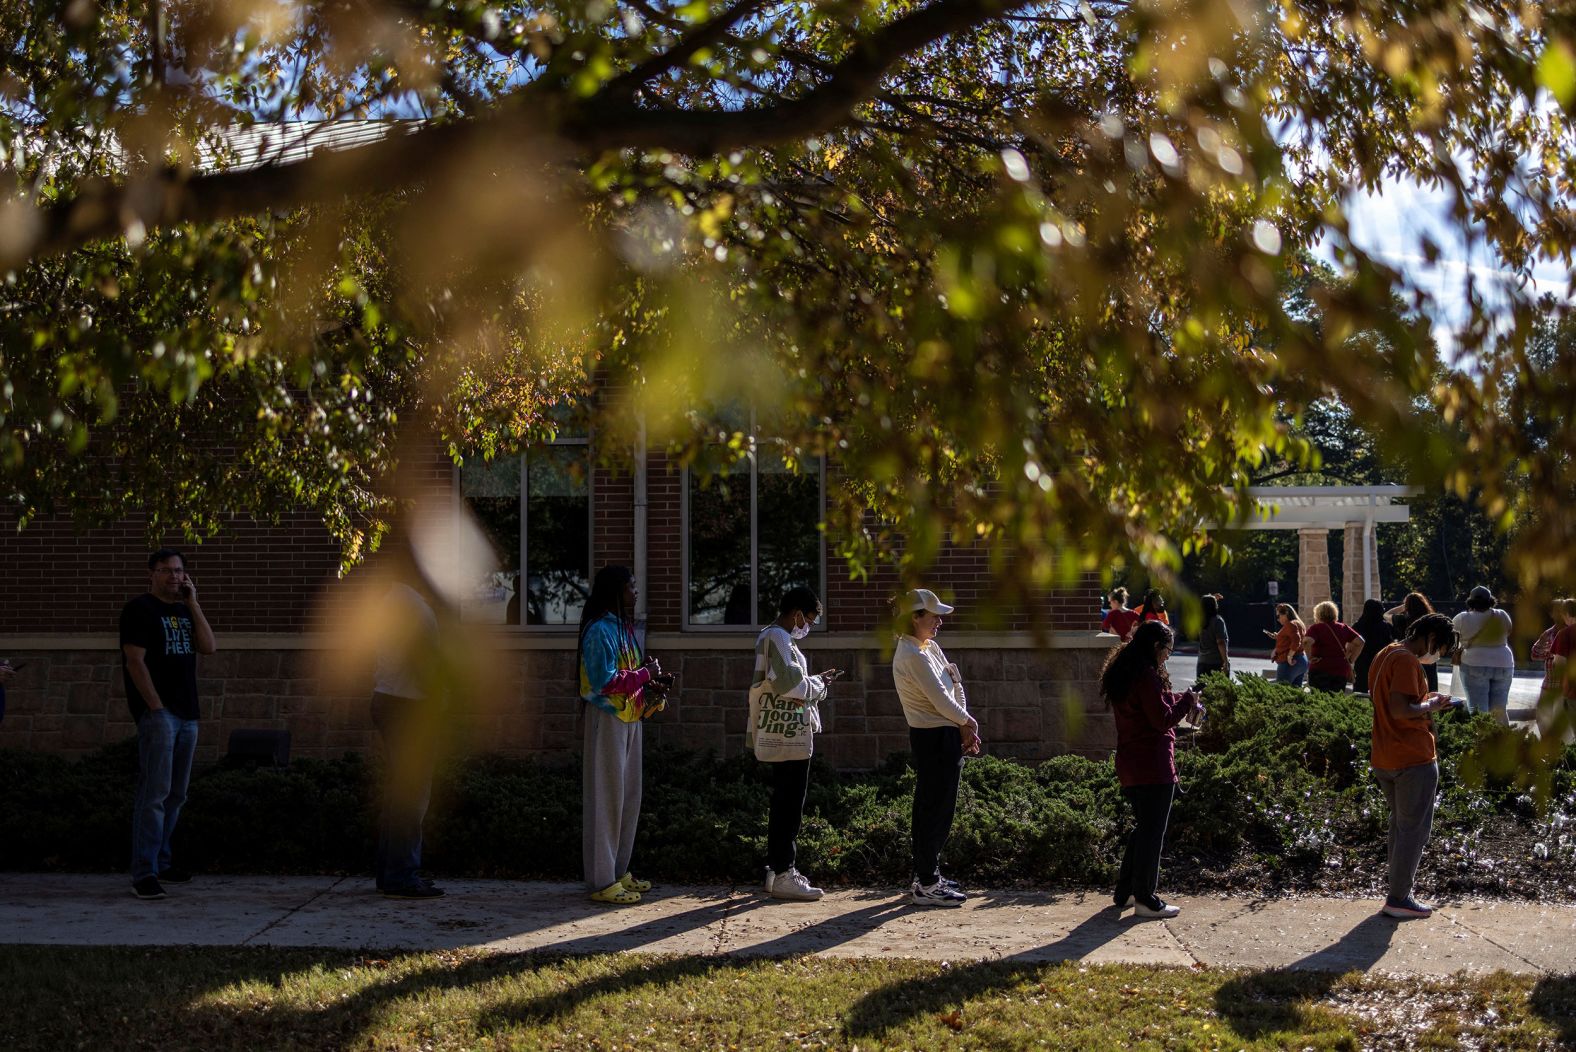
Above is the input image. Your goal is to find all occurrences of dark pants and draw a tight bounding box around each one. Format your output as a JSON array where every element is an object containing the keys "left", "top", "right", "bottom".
[
  {"left": 372, "top": 692, "right": 436, "bottom": 891},
  {"left": 910, "top": 725, "right": 964, "bottom": 885},
  {"left": 1115, "top": 782, "right": 1175, "bottom": 909},
  {"left": 1309, "top": 670, "right": 1349, "bottom": 693},
  {"left": 766, "top": 758, "right": 812, "bottom": 873}
]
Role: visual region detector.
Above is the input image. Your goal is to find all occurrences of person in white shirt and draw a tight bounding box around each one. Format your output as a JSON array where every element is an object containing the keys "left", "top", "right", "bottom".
[
  {"left": 748, "top": 586, "right": 842, "bottom": 901},
  {"left": 1452, "top": 585, "right": 1515, "bottom": 725},
  {"left": 892, "top": 588, "right": 980, "bottom": 906}
]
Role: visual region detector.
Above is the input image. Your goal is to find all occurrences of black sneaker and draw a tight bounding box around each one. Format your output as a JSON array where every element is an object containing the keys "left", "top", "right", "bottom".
[
  {"left": 158, "top": 867, "right": 193, "bottom": 884},
  {"left": 1381, "top": 897, "right": 1433, "bottom": 919},
  {"left": 382, "top": 883, "right": 445, "bottom": 899},
  {"left": 132, "top": 877, "right": 167, "bottom": 900}
]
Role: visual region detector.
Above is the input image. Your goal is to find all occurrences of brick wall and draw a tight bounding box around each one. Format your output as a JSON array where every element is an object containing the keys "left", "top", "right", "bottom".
[{"left": 0, "top": 637, "right": 1116, "bottom": 766}]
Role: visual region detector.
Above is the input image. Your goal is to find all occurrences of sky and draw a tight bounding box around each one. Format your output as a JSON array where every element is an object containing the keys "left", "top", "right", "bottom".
[{"left": 1340, "top": 177, "right": 1572, "bottom": 362}]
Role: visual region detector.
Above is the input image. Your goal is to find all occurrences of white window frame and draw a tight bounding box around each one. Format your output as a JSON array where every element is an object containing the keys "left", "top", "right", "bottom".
[
  {"left": 456, "top": 432, "right": 593, "bottom": 632},
  {"left": 680, "top": 429, "right": 827, "bottom": 632}
]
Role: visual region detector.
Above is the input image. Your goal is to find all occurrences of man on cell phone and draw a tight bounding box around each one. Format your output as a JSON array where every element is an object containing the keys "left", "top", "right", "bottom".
[{"left": 121, "top": 548, "right": 217, "bottom": 900}]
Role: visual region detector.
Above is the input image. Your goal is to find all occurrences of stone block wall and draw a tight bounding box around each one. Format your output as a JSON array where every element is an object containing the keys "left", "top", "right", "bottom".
[{"left": 0, "top": 635, "right": 1118, "bottom": 767}]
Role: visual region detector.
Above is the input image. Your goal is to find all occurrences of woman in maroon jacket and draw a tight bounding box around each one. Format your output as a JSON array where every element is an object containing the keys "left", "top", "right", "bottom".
[{"left": 1103, "top": 620, "right": 1202, "bottom": 919}]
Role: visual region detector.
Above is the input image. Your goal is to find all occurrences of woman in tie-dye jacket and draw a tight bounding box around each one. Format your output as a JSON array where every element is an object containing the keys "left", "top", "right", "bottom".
[{"left": 578, "top": 565, "right": 668, "bottom": 904}]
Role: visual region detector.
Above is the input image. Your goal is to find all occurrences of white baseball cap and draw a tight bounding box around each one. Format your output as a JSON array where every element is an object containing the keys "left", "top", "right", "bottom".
[{"left": 906, "top": 588, "right": 955, "bottom": 615}]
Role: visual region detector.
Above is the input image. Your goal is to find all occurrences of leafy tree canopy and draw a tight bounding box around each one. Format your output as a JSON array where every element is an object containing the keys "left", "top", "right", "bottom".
[{"left": 1, "top": 0, "right": 1573, "bottom": 602}]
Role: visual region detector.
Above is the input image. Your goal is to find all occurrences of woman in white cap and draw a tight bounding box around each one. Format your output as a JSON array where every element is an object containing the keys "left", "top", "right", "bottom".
[{"left": 892, "top": 588, "right": 980, "bottom": 906}]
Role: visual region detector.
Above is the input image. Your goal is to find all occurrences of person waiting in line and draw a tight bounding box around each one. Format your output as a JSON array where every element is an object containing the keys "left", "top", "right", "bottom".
[
  {"left": 1102, "top": 620, "right": 1202, "bottom": 919},
  {"left": 1351, "top": 599, "right": 1396, "bottom": 694},
  {"left": 1533, "top": 598, "right": 1576, "bottom": 699},
  {"left": 1102, "top": 587, "right": 1141, "bottom": 641},
  {"left": 1135, "top": 589, "right": 1170, "bottom": 626},
  {"left": 1366, "top": 613, "right": 1462, "bottom": 919},
  {"left": 1304, "top": 601, "right": 1363, "bottom": 693},
  {"left": 892, "top": 588, "right": 980, "bottom": 908},
  {"left": 1452, "top": 586, "right": 1515, "bottom": 725},
  {"left": 1387, "top": 592, "right": 1439, "bottom": 693},
  {"left": 1195, "top": 593, "right": 1230, "bottom": 680},
  {"left": 1265, "top": 603, "right": 1308, "bottom": 686},
  {"left": 579, "top": 565, "right": 671, "bottom": 905},
  {"left": 1551, "top": 600, "right": 1576, "bottom": 728},
  {"left": 747, "top": 586, "right": 842, "bottom": 902},
  {"left": 369, "top": 540, "right": 447, "bottom": 900}
]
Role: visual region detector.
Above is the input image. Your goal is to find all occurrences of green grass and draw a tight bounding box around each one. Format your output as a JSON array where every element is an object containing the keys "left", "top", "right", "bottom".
[{"left": 2, "top": 946, "right": 1574, "bottom": 1050}]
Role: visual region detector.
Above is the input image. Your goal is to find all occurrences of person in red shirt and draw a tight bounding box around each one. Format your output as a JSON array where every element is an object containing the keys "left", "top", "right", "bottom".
[
  {"left": 1304, "top": 600, "right": 1363, "bottom": 693},
  {"left": 1101, "top": 587, "right": 1142, "bottom": 641},
  {"left": 1367, "top": 613, "right": 1461, "bottom": 919},
  {"left": 1101, "top": 620, "right": 1201, "bottom": 919},
  {"left": 1552, "top": 601, "right": 1576, "bottom": 707},
  {"left": 1534, "top": 597, "right": 1576, "bottom": 701}
]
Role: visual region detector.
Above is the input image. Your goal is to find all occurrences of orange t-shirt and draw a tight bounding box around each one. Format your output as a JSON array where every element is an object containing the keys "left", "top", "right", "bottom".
[{"left": 1368, "top": 642, "right": 1436, "bottom": 770}]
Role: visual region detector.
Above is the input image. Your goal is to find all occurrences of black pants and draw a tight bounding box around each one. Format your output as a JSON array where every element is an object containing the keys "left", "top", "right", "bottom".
[
  {"left": 910, "top": 725, "right": 964, "bottom": 885},
  {"left": 1115, "top": 782, "right": 1175, "bottom": 909},
  {"left": 766, "top": 758, "right": 812, "bottom": 873},
  {"left": 371, "top": 692, "right": 437, "bottom": 890},
  {"left": 1308, "top": 670, "right": 1349, "bottom": 693}
]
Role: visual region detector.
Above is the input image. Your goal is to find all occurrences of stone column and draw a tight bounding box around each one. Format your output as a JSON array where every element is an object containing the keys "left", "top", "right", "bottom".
[
  {"left": 1342, "top": 523, "right": 1380, "bottom": 621},
  {"left": 1298, "top": 528, "right": 1332, "bottom": 615}
]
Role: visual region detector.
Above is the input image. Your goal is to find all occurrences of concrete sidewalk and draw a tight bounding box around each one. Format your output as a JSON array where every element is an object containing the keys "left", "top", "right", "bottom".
[{"left": 3, "top": 874, "right": 1572, "bottom": 976}]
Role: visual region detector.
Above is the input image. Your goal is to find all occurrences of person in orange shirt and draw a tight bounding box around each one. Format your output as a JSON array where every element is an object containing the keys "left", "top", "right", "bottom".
[
  {"left": 1367, "top": 613, "right": 1461, "bottom": 919},
  {"left": 1264, "top": 604, "right": 1307, "bottom": 686}
]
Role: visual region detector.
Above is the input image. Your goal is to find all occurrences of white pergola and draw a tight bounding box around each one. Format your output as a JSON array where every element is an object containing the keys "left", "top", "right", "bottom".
[{"left": 1237, "top": 485, "right": 1419, "bottom": 615}]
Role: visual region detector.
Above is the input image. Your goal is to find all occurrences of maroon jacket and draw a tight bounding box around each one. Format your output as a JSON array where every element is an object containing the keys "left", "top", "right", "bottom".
[{"left": 1112, "top": 668, "right": 1196, "bottom": 787}]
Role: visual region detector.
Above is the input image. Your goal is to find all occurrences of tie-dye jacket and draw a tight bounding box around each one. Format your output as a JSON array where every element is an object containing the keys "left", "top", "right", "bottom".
[{"left": 579, "top": 614, "right": 659, "bottom": 722}]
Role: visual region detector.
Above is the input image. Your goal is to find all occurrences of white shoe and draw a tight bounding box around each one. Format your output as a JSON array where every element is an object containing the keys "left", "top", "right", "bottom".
[
  {"left": 769, "top": 867, "right": 824, "bottom": 901},
  {"left": 1133, "top": 899, "right": 1180, "bottom": 919}
]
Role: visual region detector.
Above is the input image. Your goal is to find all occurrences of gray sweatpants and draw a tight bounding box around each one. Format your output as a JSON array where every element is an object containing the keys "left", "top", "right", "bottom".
[
  {"left": 1373, "top": 760, "right": 1438, "bottom": 904},
  {"left": 583, "top": 705, "right": 643, "bottom": 891}
]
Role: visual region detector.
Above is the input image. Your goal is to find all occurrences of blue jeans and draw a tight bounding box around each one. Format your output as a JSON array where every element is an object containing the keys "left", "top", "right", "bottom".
[
  {"left": 131, "top": 710, "right": 199, "bottom": 882},
  {"left": 1460, "top": 665, "right": 1513, "bottom": 724},
  {"left": 372, "top": 693, "right": 435, "bottom": 890},
  {"left": 1276, "top": 655, "right": 1309, "bottom": 686}
]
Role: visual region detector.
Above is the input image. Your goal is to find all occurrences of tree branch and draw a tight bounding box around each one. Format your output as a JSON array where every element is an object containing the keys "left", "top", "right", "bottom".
[{"left": 7, "top": 0, "right": 1033, "bottom": 268}]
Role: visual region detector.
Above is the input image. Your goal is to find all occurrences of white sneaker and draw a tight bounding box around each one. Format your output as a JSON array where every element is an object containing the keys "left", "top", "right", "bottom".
[
  {"left": 1133, "top": 899, "right": 1180, "bottom": 919},
  {"left": 769, "top": 868, "right": 824, "bottom": 901}
]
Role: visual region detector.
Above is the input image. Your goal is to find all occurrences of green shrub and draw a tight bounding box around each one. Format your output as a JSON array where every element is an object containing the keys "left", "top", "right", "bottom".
[{"left": 0, "top": 680, "right": 1561, "bottom": 891}]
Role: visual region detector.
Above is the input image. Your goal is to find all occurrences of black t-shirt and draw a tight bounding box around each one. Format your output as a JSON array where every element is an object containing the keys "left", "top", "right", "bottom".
[{"left": 120, "top": 594, "right": 201, "bottom": 720}]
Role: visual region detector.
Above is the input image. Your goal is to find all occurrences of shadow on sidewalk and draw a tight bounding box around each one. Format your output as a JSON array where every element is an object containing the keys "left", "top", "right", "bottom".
[
  {"left": 476, "top": 896, "right": 911, "bottom": 1030},
  {"left": 840, "top": 907, "right": 1131, "bottom": 1039},
  {"left": 1213, "top": 912, "right": 1398, "bottom": 1039}
]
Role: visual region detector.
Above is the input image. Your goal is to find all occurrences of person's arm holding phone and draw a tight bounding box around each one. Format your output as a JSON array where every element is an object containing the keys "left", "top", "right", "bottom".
[
  {"left": 1387, "top": 686, "right": 1456, "bottom": 721},
  {"left": 181, "top": 577, "right": 218, "bottom": 655}
]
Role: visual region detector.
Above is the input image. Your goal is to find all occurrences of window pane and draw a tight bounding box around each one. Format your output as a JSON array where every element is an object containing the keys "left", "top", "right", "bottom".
[
  {"left": 461, "top": 456, "right": 521, "bottom": 624},
  {"left": 756, "top": 451, "right": 822, "bottom": 623},
  {"left": 688, "top": 468, "right": 753, "bottom": 624},
  {"left": 524, "top": 446, "right": 591, "bottom": 625}
]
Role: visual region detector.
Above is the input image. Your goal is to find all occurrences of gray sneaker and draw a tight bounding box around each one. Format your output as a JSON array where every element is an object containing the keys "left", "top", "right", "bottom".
[
  {"left": 1381, "top": 897, "right": 1433, "bottom": 919},
  {"left": 911, "top": 880, "right": 966, "bottom": 907}
]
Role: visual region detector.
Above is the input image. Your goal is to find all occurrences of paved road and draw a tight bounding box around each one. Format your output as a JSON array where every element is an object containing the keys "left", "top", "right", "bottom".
[
  {"left": 1167, "top": 654, "right": 1547, "bottom": 720},
  {"left": 2, "top": 874, "right": 1571, "bottom": 976}
]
